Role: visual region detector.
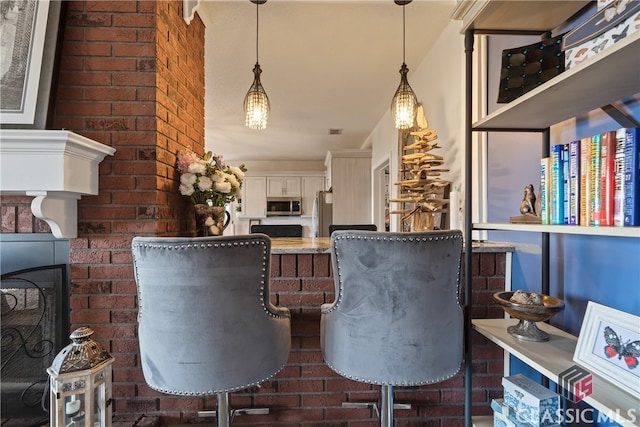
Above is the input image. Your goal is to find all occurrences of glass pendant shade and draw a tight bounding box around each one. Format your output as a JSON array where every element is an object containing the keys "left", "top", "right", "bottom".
[
  {"left": 391, "top": 63, "right": 417, "bottom": 130},
  {"left": 244, "top": 0, "right": 269, "bottom": 130},
  {"left": 244, "top": 63, "right": 270, "bottom": 130}
]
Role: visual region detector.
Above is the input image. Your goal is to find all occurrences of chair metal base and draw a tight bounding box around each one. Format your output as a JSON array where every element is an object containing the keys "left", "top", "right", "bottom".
[
  {"left": 197, "top": 393, "right": 269, "bottom": 427},
  {"left": 342, "top": 385, "right": 411, "bottom": 427}
]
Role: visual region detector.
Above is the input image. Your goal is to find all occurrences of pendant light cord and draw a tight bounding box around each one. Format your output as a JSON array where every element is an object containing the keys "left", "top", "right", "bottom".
[
  {"left": 402, "top": 3, "right": 406, "bottom": 64},
  {"left": 255, "top": 1, "right": 259, "bottom": 63}
]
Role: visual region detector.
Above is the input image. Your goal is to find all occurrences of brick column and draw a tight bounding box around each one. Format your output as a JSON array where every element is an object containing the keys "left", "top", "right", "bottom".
[{"left": 49, "top": 0, "right": 205, "bottom": 417}]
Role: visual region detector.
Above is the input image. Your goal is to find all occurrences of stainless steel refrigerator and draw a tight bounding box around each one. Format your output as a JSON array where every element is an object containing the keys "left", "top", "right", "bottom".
[{"left": 312, "top": 191, "right": 332, "bottom": 237}]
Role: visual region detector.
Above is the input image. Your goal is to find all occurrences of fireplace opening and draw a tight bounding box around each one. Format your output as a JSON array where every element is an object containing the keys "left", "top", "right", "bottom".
[{"left": 0, "top": 235, "right": 70, "bottom": 426}]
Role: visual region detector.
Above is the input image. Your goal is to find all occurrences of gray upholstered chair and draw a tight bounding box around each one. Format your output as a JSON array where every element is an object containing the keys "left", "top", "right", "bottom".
[
  {"left": 131, "top": 234, "right": 291, "bottom": 427},
  {"left": 328, "top": 224, "right": 377, "bottom": 235},
  {"left": 321, "top": 230, "right": 464, "bottom": 427}
]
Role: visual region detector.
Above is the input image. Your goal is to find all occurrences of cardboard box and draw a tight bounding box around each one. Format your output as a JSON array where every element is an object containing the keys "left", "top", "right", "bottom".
[
  {"left": 564, "top": 1, "right": 640, "bottom": 69},
  {"left": 502, "top": 375, "right": 561, "bottom": 427}
]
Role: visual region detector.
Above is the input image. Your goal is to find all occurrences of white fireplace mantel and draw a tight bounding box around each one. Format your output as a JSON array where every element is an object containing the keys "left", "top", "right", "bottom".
[{"left": 0, "top": 129, "right": 116, "bottom": 239}]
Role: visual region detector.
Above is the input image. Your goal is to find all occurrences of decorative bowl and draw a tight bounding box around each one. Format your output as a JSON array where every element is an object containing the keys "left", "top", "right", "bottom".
[{"left": 493, "top": 291, "right": 565, "bottom": 342}]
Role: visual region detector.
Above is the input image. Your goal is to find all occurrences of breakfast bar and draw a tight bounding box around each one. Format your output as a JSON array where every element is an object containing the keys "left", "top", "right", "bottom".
[
  {"left": 269, "top": 236, "right": 513, "bottom": 254},
  {"left": 270, "top": 237, "right": 332, "bottom": 253}
]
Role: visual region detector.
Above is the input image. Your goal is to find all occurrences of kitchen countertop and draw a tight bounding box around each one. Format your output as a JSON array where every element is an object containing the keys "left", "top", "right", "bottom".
[
  {"left": 270, "top": 237, "right": 331, "bottom": 253},
  {"left": 269, "top": 237, "right": 515, "bottom": 254}
]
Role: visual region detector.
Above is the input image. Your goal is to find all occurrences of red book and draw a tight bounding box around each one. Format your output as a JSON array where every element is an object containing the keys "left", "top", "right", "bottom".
[{"left": 600, "top": 131, "right": 616, "bottom": 226}]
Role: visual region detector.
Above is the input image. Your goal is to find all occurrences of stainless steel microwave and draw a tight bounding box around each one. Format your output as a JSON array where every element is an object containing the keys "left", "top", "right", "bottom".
[{"left": 266, "top": 197, "right": 302, "bottom": 216}]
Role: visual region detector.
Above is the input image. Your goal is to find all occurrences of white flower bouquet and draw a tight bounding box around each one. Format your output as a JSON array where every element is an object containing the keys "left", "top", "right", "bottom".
[{"left": 176, "top": 150, "right": 246, "bottom": 207}]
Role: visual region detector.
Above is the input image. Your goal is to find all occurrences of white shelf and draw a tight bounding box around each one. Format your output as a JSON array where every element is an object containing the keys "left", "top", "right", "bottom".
[
  {"left": 453, "top": 1, "right": 589, "bottom": 33},
  {"left": 472, "top": 415, "right": 494, "bottom": 427},
  {"left": 473, "top": 319, "right": 640, "bottom": 427},
  {"left": 473, "top": 32, "right": 640, "bottom": 131},
  {"left": 474, "top": 222, "right": 640, "bottom": 238}
]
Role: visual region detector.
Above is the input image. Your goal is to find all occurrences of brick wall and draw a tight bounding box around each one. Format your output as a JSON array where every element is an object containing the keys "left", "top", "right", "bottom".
[
  {"left": 49, "top": 0, "right": 205, "bottom": 417},
  {"left": 0, "top": 195, "right": 51, "bottom": 233},
  {"left": 0, "top": 1, "right": 504, "bottom": 424}
]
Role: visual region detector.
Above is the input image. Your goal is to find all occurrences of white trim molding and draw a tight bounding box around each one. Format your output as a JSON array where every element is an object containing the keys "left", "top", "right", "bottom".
[
  {"left": 0, "top": 129, "right": 116, "bottom": 238},
  {"left": 183, "top": 0, "right": 201, "bottom": 24}
]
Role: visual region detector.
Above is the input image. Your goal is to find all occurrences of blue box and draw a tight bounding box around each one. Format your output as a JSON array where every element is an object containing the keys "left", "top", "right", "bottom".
[
  {"left": 493, "top": 398, "right": 510, "bottom": 427},
  {"left": 502, "top": 375, "right": 561, "bottom": 426},
  {"left": 492, "top": 399, "right": 538, "bottom": 427},
  {"left": 494, "top": 409, "right": 509, "bottom": 427}
]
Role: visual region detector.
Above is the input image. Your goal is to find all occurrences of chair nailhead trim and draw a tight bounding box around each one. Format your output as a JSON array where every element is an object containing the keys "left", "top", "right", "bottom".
[{"left": 147, "top": 364, "right": 288, "bottom": 396}]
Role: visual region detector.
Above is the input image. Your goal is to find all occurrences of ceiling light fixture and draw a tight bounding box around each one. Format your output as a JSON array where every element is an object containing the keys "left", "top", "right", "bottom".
[
  {"left": 391, "top": 0, "right": 418, "bottom": 130},
  {"left": 244, "top": 0, "right": 269, "bottom": 130}
]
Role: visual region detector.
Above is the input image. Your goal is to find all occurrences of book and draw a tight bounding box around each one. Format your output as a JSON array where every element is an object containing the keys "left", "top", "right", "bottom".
[
  {"left": 599, "top": 130, "right": 616, "bottom": 226},
  {"left": 550, "top": 144, "right": 564, "bottom": 225},
  {"left": 589, "top": 134, "right": 602, "bottom": 226},
  {"left": 563, "top": 143, "right": 570, "bottom": 224},
  {"left": 579, "top": 136, "right": 592, "bottom": 226},
  {"left": 624, "top": 128, "right": 640, "bottom": 226},
  {"left": 540, "top": 157, "right": 551, "bottom": 225},
  {"left": 568, "top": 140, "right": 580, "bottom": 225},
  {"left": 614, "top": 128, "right": 626, "bottom": 226}
]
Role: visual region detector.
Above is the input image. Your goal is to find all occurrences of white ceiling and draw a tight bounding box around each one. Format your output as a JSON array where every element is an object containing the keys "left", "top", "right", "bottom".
[{"left": 198, "top": 0, "right": 458, "bottom": 162}]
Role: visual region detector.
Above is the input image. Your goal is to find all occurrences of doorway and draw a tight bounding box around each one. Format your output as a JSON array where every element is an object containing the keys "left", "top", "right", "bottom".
[{"left": 373, "top": 158, "right": 390, "bottom": 232}]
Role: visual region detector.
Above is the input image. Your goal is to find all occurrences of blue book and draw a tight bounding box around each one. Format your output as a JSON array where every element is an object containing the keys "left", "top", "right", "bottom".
[
  {"left": 624, "top": 128, "right": 640, "bottom": 226},
  {"left": 541, "top": 157, "right": 550, "bottom": 225},
  {"left": 569, "top": 140, "right": 580, "bottom": 225},
  {"left": 550, "top": 144, "right": 564, "bottom": 225}
]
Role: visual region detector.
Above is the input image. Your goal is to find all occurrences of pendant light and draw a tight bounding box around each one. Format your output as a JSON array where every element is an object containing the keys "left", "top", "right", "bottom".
[
  {"left": 244, "top": 0, "right": 270, "bottom": 130},
  {"left": 391, "top": 0, "right": 418, "bottom": 130}
]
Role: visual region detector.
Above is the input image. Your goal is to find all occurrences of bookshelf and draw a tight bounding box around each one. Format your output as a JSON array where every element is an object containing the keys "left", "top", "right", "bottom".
[
  {"left": 455, "top": 1, "right": 640, "bottom": 426},
  {"left": 454, "top": 1, "right": 589, "bottom": 33},
  {"left": 473, "top": 319, "right": 640, "bottom": 427},
  {"left": 473, "top": 223, "right": 640, "bottom": 238},
  {"left": 473, "top": 33, "right": 640, "bottom": 131}
]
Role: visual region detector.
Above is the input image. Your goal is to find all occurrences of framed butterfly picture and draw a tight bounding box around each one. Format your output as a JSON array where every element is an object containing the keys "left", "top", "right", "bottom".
[{"left": 573, "top": 301, "right": 640, "bottom": 397}]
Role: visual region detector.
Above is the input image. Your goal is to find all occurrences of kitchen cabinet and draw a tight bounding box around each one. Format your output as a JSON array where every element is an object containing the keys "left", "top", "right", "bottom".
[
  {"left": 241, "top": 174, "right": 324, "bottom": 218},
  {"left": 325, "top": 149, "right": 371, "bottom": 224},
  {"left": 267, "top": 177, "right": 301, "bottom": 197},
  {"left": 241, "top": 176, "right": 266, "bottom": 218},
  {"left": 301, "top": 176, "right": 324, "bottom": 217},
  {"left": 457, "top": 3, "right": 640, "bottom": 426}
]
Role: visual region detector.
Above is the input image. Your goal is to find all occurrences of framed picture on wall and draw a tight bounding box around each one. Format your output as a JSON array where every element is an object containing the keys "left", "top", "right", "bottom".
[
  {"left": 573, "top": 301, "right": 640, "bottom": 397},
  {"left": 0, "top": 0, "right": 62, "bottom": 128}
]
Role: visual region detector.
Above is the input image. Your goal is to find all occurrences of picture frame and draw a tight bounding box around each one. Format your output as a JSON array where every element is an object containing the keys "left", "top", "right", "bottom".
[
  {"left": 0, "top": 0, "right": 62, "bottom": 128},
  {"left": 573, "top": 301, "right": 640, "bottom": 397}
]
